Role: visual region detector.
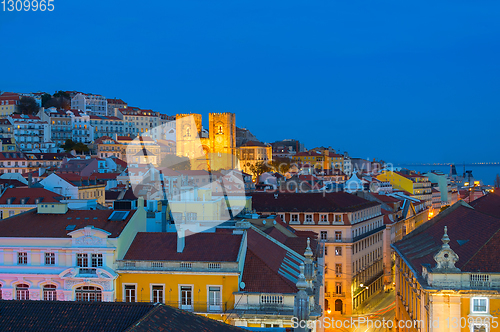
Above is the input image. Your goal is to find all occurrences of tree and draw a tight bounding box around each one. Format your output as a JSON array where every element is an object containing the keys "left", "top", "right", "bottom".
[
  {"left": 61, "top": 139, "right": 76, "bottom": 152},
  {"left": 17, "top": 96, "right": 40, "bottom": 115},
  {"left": 269, "top": 157, "right": 291, "bottom": 174},
  {"left": 159, "top": 154, "right": 191, "bottom": 171},
  {"left": 45, "top": 91, "right": 71, "bottom": 110},
  {"left": 249, "top": 161, "right": 271, "bottom": 183},
  {"left": 53, "top": 90, "right": 70, "bottom": 99},
  {"left": 495, "top": 174, "right": 500, "bottom": 188},
  {"left": 41, "top": 93, "right": 52, "bottom": 107},
  {"left": 73, "top": 143, "right": 90, "bottom": 154}
]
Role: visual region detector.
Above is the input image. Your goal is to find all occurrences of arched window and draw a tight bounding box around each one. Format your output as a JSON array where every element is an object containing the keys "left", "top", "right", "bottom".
[
  {"left": 16, "top": 284, "right": 29, "bottom": 300},
  {"left": 75, "top": 286, "right": 102, "bottom": 301},
  {"left": 43, "top": 284, "right": 57, "bottom": 301}
]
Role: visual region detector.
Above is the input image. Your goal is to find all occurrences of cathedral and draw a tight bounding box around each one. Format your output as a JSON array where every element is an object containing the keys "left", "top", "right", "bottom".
[{"left": 175, "top": 113, "right": 238, "bottom": 170}]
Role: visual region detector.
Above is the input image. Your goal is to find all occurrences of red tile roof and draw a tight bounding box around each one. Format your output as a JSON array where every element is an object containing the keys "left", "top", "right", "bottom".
[
  {"left": 393, "top": 205, "right": 500, "bottom": 275},
  {"left": 468, "top": 193, "right": 500, "bottom": 219},
  {"left": 123, "top": 231, "right": 243, "bottom": 262},
  {"left": 242, "top": 229, "right": 301, "bottom": 293},
  {"left": 0, "top": 188, "right": 63, "bottom": 204},
  {"left": 0, "top": 209, "right": 135, "bottom": 238}
]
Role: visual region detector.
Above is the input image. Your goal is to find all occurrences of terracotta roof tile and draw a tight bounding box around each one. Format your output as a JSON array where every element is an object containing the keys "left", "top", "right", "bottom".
[
  {"left": 0, "top": 188, "right": 63, "bottom": 204},
  {"left": 394, "top": 205, "right": 500, "bottom": 275},
  {"left": 0, "top": 209, "right": 135, "bottom": 238},
  {"left": 123, "top": 231, "right": 242, "bottom": 262}
]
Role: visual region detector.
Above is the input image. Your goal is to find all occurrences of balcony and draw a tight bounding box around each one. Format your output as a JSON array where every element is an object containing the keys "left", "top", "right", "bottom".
[
  {"left": 77, "top": 267, "right": 98, "bottom": 277},
  {"left": 162, "top": 301, "right": 228, "bottom": 313},
  {"left": 116, "top": 260, "right": 239, "bottom": 273}
]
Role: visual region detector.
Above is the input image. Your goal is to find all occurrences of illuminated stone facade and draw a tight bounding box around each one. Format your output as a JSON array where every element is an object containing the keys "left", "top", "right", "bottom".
[{"left": 175, "top": 113, "right": 237, "bottom": 171}]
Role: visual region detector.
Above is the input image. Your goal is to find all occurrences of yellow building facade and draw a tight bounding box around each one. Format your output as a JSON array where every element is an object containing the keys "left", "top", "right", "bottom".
[
  {"left": 115, "top": 230, "right": 247, "bottom": 322},
  {"left": 292, "top": 150, "right": 344, "bottom": 172},
  {"left": 237, "top": 141, "right": 272, "bottom": 177},
  {"left": 377, "top": 171, "right": 432, "bottom": 206}
]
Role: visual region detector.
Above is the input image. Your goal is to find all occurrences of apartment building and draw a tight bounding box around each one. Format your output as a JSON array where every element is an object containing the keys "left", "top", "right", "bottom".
[
  {"left": 90, "top": 115, "right": 126, "bottom": 139},
  {"left": 119, "top": 108, "right": 160, "bottom": 139},
  {"left": 9, "top": 114, "right": 50, "bottom": 151},
  {"left": 71, "top": 93, "right": 108, "bottom": 116},
  {"left": 38, "top": 108, "right": 73, "bottom": 146},
  {"left": 251, "top": 191, "right": 385, "bottom": 315}
]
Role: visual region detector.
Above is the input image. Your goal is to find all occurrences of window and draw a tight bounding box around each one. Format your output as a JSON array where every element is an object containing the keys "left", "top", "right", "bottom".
[
  {"left": 320, "top": 214, "right": 328, "bottom": 223},
  {"left": 91, "top": 254, "right": 103, "bottom": 267},
  {"left": 16, "top": 284, "right": 29, "bottom": 300},
  {"left": 335, "top": 282, "right": 342, "bottom": 294},
  {"left": 334, "top": 215, "right": 342, "bottom": 223},
  {"left": 305, "top": 214, "right": 313, "bottom": 223},
  {"left": 320, "top": 231, "right": 328, "bottom": 240},
  {"left": 291, "top": 214, "right": 299, "bottom": 223},
  {"left": 335, "top": 231, "right": 342, "bottom": 242},
  {"left": 324, "top": 246, "right": 328, "bottom": 256},
  {"left": 77, "top": 253, "right": 88, "bottom": 267},
  {"left": 45, "top": 253, "right": 55, "bottom": 265},
  {"left": 125, "top": 285, "right": 136, "bottom": 302},
  {"left": 152, "top": 285, "right": 164, "bottom": 303},
  {"left": 335, "top": 264, "right": 342, "bottom": 277},
  {"left": 471, "top": 324, "right": 488, "bottom": 332},
  {"left": 18, "top": 252, "right": 28, "bottom": 265},
  {"left": 261, "top": 294, "right": 283, "bottom": 304},
  {"left": 335, "top": 247, "right": 342, "bottom": 256},
  {"left": 472, "top": 297, "right": 488, "bottom": 313},
  {"left": 180, "top": 286, "right": 193, "bottom": 310},
  {"left": 75, "top": 286, "right": 102, "bottom": 301},
  {"left": 208, "top": 286, "right": 222, "bottom": 311},
  {"left": 43, "top": 284, "right": 57, "bottom": 301},
  {"left": 9, "top": 210, "right": 15, "bottom": 217},
  {"left": 279, "top": 214, "right": 285, "bottom": 222}
]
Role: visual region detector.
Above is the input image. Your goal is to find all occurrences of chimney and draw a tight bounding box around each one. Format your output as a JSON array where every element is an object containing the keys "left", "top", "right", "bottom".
[
  {"left": 177, "top": 228, "right": 185, "bottom": 253},
  {"left": 137, "top": 197, "right": 145, "bottom": 209}
]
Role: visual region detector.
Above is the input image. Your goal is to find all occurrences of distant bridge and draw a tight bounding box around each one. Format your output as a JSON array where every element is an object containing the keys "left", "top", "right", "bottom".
[{"left": 396, "top": 162, "right": 500, "bottom": 167}]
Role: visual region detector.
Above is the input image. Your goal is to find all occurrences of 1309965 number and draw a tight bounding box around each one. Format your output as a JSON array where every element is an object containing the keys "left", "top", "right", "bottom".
[{"left": 2, "top": 0, "right": 54, "bottom": 11}]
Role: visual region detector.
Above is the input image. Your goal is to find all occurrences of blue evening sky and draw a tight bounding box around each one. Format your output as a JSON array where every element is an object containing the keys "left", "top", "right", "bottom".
[{"left": 1, "top": 0, "right": 499, "bottom": 164}]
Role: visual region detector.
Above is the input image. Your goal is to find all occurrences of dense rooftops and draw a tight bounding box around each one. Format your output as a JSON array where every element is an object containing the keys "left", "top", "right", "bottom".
[{"left": 251, "top": 191, "right": 379, "bottom": 213}]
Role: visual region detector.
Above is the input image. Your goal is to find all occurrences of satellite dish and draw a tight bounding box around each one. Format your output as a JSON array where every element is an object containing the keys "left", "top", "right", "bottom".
[{"left": 240, "top": 281, "right": 246, "bottom": 290}]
